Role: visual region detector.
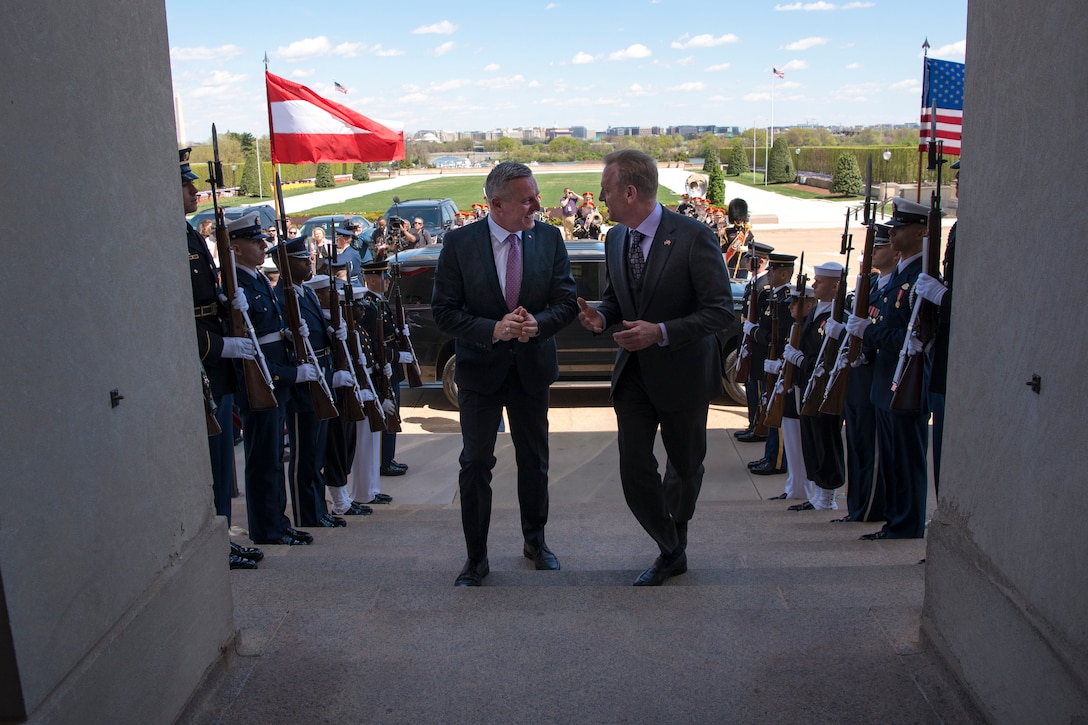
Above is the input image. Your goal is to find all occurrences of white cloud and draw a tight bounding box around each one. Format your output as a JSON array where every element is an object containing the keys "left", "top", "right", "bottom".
[
  {"left": 706, "top": 63, "right": 731, "bottom": 72},
  {"left": 276, "top": 36, "right": 332, "bottom": 61},
  {"left": 845, "top": 62, "right": 861, "bottom": 69},
  {"left": 670, "top": 82, "right": 706, "bottom": 92},
  {"left": 676, "top": 56, "right": 695, "bottom": 67},
  {"left": 400, "top": 92, "right": 430, "bottom": 104},
  {"left": 477, "top": 74, "right": 528, "bottom": 90},
  {"left": 484, "top": 63, "right": 500, "bottom": 72},
  {"left": 609, "top": 44, "right": 652, "bottom": 61},
  {"left": 784, "top": 36, "right": 829, "bottom": 51},
  {"left": 371, "top": 45, "right": 405, "bottom": 57},
  {"left": 889, "top": 79, "right": 920, "bottom": 91},
  {"left": 412, "top": 20, "right": 457, "bottom": 34},
  {"left": 334, "top": 42, "right": 364, "bottom": 57},
  {"left": 290, "top": 68, "right": 315, "bottom": 78},
  {"left": 572, "top": 52, "right": 595, "bottom": 64},
  {"left": 775, "top": 1, "right": 874, "bottom": 8},
  {"left": 744, "top": 92, "right": 771, "bottom": 101},
  {"left": 670, "top": 33, "right": 738, "bottom": 49},
  {"left": 170, "top": 44, "right": 244, "bottom": 62},
  {"left": 545, "top": 2, "right": 559, "bottom": 8},
  {"left": 434, "top": 41, "right": 455, "bottom": 56},
  {"left": 627, "top": 83, "right": 653, "bottom": 97},
  {"left": 781, "top": 59, "right": 808, "bottom": 71},
  {"left": 928, "top": 40, "right": 967, "bottom": 62},
  {"left": 432, "top": 79, "right": 470, "bottom": 91}
]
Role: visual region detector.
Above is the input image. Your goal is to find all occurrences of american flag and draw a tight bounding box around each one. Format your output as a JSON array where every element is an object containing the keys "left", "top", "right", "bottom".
[
  {"left": 773, "top": 67, "right": 784, "bottom": 79},
  {"left": 334, "top": 81, "right": 348, "bottom": 94},
  {"left": 919, "top": 57, "right": 964, "bottom": 155}
]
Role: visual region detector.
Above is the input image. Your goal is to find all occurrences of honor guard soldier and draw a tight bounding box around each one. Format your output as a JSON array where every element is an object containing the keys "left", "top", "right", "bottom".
[
  {"left": 274, "top": 237, "right": 349, "bottom": 529},
  {"left": 835, "top": 224, "right": 894, "bottom": 523},
  {"left": 734, "top": 241, "right": 774, "bottom": 439},
  {"left": 181, "top": 149, "right": 264, "bottom": 570},
  {"left": 846, "top": 199, "right": 931, "bottom": 540},
  {"left": 749, "top": 253, "right": 795, "bottom": 480},
  {"left": 793, "top": 262, "right": 847, "bottom": 511},
  {"left": 229, "top": 213, "right": 317, "bottom": 546}
]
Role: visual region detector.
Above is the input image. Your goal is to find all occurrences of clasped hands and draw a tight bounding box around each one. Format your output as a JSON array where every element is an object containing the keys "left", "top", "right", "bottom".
[
  {"left": 495, "top": 305, "right": 539, "bottom": 343},
  {"left": 576, "top": 297, "right": 662, "bottom": 352}
]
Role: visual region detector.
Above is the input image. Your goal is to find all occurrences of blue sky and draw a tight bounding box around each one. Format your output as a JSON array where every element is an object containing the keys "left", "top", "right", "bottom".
[{"left": 165, "top": 0, "right": 967, "bottom": 143}]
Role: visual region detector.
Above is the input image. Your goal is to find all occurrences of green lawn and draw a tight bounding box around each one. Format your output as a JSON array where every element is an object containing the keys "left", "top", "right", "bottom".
[{"left": 726, "top": 173, "right": 854, "bottom": 201}]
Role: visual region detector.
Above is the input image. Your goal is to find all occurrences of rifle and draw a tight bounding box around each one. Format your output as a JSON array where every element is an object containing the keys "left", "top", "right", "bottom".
[
  {"left": 316, "top": 219, "right": 368, "bottom": 422},
  {"left": 820, "top": 155, "right": 875, "bottom": 416},
  {"left": 343, "top": 283, "right": 387, "bottom": 432},
  {"left": 890, "top": 139, "right": 945, "bottom": 412},
  {"left": 270, "top": 219, "right": 339, "bottom": 422},
  {"left": 734, "top": 237, "right": 759, "bottom": 383},
  {"left": 755, "top": 296, "right": 781, "bottom": 429},
  {"left": 389, "top": 251, "right": 423, "bottom": 387},
  {"left": 762, "top": 253, "right": 807, "bottom": 428},
  {"left": 369, "top": 290, "right": 402, "bottom": 433},
  {"left": 801, "top": 210, "right": 854, "bottom": 416},
  {"left": 201, "top": 364, "right": 222, "bottom": 436},
  {"left": 208, "top": 124, "right": 277, "bottom": 410}
]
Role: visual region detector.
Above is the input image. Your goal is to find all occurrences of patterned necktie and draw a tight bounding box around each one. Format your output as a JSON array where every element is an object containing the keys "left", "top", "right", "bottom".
[
  {"left": 505, "top": 233, "right": 521, "bottom": 311},
  {"left": 628, "top": 230, "right": 645, "bottom": 284}
]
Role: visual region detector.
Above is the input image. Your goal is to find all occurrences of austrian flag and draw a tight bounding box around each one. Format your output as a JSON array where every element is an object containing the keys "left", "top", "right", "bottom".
[{"left": 265, "top": 71, "right": 404, "bottom": 164}]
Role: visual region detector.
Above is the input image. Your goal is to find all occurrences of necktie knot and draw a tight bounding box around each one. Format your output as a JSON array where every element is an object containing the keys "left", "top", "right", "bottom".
[{"left": 505, "top": 233, "right": 521, "bottom": 311}]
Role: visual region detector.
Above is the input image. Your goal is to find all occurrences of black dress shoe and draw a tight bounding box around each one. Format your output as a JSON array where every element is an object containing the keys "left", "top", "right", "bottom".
[
  {"left": 767, "top": 493, "right": 788, "bottom": 500},
  {"left": 633, "top": 551, "right": 688, "bottom": 587},
  {"left": 387, "top": 460, "right": 408, "bottom": 471},
  {"left": 523, "top": 544, "right": 560, "bottom": 570},
  {"left": 379, "top": 465, "right": 406, "bottom": 477},
  {"left": 252, "top": 533, "right": 308, "bottom": 546},
  {"left": 788, "top": 501, "right": 815, "bottom": 511},
  {"left": 830, "top": 515, "right": 855, "bottom": 523},
  {"left": 750, "top": 462, "right": 786, "bottom": 475},
  {"left": 345, "top": 502, "right": 374, "bottom": 516},
  {"left": 735, "top": 431, "right": 767, "bottom": 443},
  {"left": 859, "top": 530, "right": 890, "bottom": 541},
  {"left": 230, "top": 541, "right": 264, "bottom": 562},
  {"left": 454, "top": 558, "right": 490, "bottom": 586},
  {"left": 733, "top": 428, "right": 753, "bottom": 439},
  {"left": 229, "top": 553, "right": 259, "bottom": 570},
  {"left": 747, "top": 457, "right": 768, "bottom": 470},
  {"left": 285, "top": 527, "right": 313, "bottom": 544},
  {"left": 318, "top": 513, "right": 347, "bottom": 528},
  {"left": 368, "top": 493, "right": 394, "bottom": 504}
]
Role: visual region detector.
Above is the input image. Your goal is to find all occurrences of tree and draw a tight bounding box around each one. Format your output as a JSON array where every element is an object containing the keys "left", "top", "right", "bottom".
[
  {"left": 351, "top": 163, "right": 369, "bottom": 181},
  {"left": 767, "top": 137, "right": 794, "bottom": 184},
  {"left": 707, "top": 163, "right": 725, "bottom": 206},
  {"left": 726, "top": 140, "right": 749, "bottom": 176},
  {"left": 830, "top": 153, "right": 863, "bottom": 196},
  {"left": 701, "top": 140, "right": 720, "bottom": 175},
  {"left": 315, "top": 162, "right": 335, "bottom": 188},
  {"left": 238, "top": 150, "right": 261, "bottom": 196}
]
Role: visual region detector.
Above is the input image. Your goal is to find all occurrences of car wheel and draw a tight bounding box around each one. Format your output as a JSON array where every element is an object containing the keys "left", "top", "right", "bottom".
[
  {"left": 442, "top": 355, "right": 459, "bottom": 409},
  {"left": 721, "top": 348, "right": 747, "bottom": 405}
]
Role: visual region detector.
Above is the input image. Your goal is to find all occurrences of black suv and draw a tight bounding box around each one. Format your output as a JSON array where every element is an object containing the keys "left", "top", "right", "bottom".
[
  {"left": 188, "top": 203, "right": 277, "bottom": 231},
  {"left": 392, "top": 240, "right": 747, "bottom": 408},
  {"left": 383, "top": 198, "right": 459, "bottom": 245}
]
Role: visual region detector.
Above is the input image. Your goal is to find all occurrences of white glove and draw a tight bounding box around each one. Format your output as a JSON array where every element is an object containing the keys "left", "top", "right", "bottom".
[
  {"left": 358, "top": 388, "right": 376, "bottom": 403},
  {"left": 382, "top": 398, "right": 397, "bottom": 415},
  {"left": 764, "top": 358, "right": 783, "bottom": 375},
  {"left": 743, "top": 320, "right": 758, "bottom": 336},
  {"left": 221, "top": 336, "right": 256, "bottom": 360},
  {"left": 295, "top": 363, "right": 320, "bottom": 383},
  {"left": 850, "top": 353, "right": 868, "bottom": 369},
  {"left": 232, "top": 287, "right": 249, "bottom": 312},
  {"left": 398, "top": 351, "right": 414, "bottom": 364},
  {"left": 297, "top": 319, "right": 310, "bottom": 340},
  {"left": 332, "top": 370, "right": 355, "bottom": 388},
  {"left": 845, "top": 313, "right": 871, "bottom": 340},
  {"left": 782, "top": 344, "right": 804, "bottom": 367},
  {"left": 823, "top": 319, "right": 845, "bottom": 340},
  {"left": 915, "top": 273, "right": 948, "bottom": 306},
  {"left": 402, "top": 325, "right": 411, "bottom": 338},
  {"left": 383, "top": 363, "right": 393, "bottom": 378},
  {"left": 328, "top": 321, "right": 347, "bottom": 342}
]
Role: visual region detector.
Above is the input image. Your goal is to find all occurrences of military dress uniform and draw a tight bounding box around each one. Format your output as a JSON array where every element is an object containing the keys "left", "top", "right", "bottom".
[
  {"left": 797, "top": 292, "right": 846, "bottom": 510},
  {"left": 230, "top": 218, "right": 313, "bottom": 546},
  {"left": 275, "top": 238, "right": 343, "bottom": 529},
  {"left": 750, "top": 258, "right": 794, "bottom": 478},
  {"left": 775, "top": 284, "right": 816, "bottom": 506}
]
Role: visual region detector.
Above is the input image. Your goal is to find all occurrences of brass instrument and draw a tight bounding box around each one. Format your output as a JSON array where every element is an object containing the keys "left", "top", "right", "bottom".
[
  {"left": 686, "top": 173, "right": 708, "bottom": 198},
  {"left": 728, "top": 222, "right": 751, "bottom": 276}
]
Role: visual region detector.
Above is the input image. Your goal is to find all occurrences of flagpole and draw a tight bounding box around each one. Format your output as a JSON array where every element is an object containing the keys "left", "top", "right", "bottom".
[
  {"left": 916, "top": 39, "right": 929, "bottom": 202},
  {"left": 767, "top": 72, "right": 774, "bottom": 186}
]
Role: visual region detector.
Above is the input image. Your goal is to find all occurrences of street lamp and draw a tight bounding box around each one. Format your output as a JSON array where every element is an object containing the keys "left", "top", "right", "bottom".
[
  {"left": 230, "top": 164, "right": 237, "bottom": 190},
  {"left": 794, "top": 147, "right": 801, "bottom": 182},
  {"left": 881, "top": 149, "right": 892, "bottom": 218}
]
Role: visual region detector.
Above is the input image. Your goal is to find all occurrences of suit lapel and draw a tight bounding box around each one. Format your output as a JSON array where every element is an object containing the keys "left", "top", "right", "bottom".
[{"left": 637, "top": 211, "right": 676, "bottom": 315}]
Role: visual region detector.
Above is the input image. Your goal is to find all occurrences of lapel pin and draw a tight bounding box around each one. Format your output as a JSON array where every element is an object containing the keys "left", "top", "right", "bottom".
[{"left": 664, "top": 239, "right": 672, "bottom": 246}]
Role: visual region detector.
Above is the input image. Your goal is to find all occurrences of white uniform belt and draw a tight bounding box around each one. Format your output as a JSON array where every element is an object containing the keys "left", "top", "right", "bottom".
[{"left": 256, "top": 331, "right": 286, "bottom": 345}]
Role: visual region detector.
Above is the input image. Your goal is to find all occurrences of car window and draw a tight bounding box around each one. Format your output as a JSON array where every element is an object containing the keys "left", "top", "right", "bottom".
[
  {"left": 571, "top": 260, "right": 603, "bottom": 302},
  {"left": 397, "top": 266, "right": 434, "bottom": 305}
]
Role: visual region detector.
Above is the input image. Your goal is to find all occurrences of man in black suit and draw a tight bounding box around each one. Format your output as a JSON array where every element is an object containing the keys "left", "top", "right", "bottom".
[
  {"left": 577, "top": 150, "right": 734, "bottom": 586},
  {"left": 432, "top": 162, "right": 578, "bottom": 587}
]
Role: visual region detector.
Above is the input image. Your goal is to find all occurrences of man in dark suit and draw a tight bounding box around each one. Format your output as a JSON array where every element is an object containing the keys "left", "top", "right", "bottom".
[
  {"left": 432, "top": 162, "right": 578, "bottom": 587},
  {"left": 577, "top": 149, "right": 734, "bottom": 586},
  {"left": 846, "top": 199, "right": 931, "bottom": 540}
]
